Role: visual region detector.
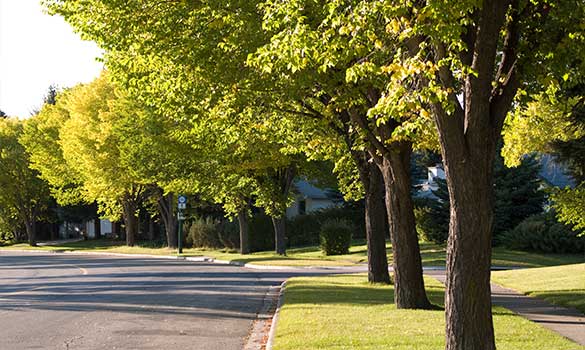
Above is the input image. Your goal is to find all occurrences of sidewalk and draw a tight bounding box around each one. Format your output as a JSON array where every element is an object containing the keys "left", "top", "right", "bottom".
[{"left": 425, "top": 270, "right": 585, "bottom": 345}]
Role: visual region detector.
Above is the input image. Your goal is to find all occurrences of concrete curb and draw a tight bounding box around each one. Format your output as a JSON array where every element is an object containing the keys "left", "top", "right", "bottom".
[
  {"left": 0, "top": 249, "right": 527, "bottom": 272},
  {"left": 243, "top": 283, "right": 282, "bottom": 350},
  {"left": 266, "top": 280, "right": 287, "bottom": 350},
  {"left": 0, "top": 249, "right": 367, "bottom": 271}
]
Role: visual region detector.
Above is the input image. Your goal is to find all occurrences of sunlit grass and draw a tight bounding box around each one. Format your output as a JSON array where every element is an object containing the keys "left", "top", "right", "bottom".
[
  {"left": 493, "top": 263, "right": 585, "bottom": 313},
  {"left": 272, "top": 274, "right": 584, "bottom": 350}
]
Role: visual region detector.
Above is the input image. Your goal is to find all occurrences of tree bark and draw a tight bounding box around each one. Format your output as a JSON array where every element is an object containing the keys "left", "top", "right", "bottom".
[
  {"left": 147, "top": 215, "right": 155, "bottom": 241},
  {"left": 267, "top": 165, "right": 296, "bottom": 255},
  {"left": 237, "top": 209, "right": 250, "bottom": 254},
  {"left": 272, "top": 216, "right": 286, "bottom": 255},
  {"left": 377, "top": 143, "right": 432, "bottom": 309},
  {"left": 25, "top": 219, "right": 36, "bottom": 246},
  {"left": 333, "top": 111, "right": 391, "bottom": 284},
  {"left": 443, "top": 151, "right": 496, "bottom": 350},
  {"left": 122, "top": 198, "right": 138, "bottom": 247},
  {"left": 94, "top": 217, "right": 101, "bottom": 239},
  {"left": 356, "top": 154, "right": 390, "bottom": 284},
  {"left": 157, "top": 193, "right": 177, "bottom": 248}
]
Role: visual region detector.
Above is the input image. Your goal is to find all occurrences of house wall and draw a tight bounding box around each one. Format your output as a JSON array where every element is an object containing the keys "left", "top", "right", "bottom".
[
  {"left": 86, "top": 219, "right": 113, "bottom": 238},
  {"left": 306, "top": 198, "right": 335, "bottom": 213},
  {"left": 286, "top": 197, "right": 337, "bottom": 219}
]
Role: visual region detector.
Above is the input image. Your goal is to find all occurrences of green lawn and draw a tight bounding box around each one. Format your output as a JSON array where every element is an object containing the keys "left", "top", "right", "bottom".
[
  {"left": 2, "top": 239, "right": 583, "bottom": 268},
  {"left": 272, "top": 274, "right": 584, "bottom": 350},
  {"left": 492, "top": 263, "right": 585, "bottom": 314}
]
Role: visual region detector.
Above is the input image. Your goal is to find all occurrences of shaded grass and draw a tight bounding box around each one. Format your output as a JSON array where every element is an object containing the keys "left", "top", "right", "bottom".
[
  {"left": 2, "top": 239, "right": 583, "bottom": 268},
  {"left": 273, "top": 274, "right": 584, "bottom": 350},
  {"left": 492, "top": 263, "right": 585, "bottom": 314}
]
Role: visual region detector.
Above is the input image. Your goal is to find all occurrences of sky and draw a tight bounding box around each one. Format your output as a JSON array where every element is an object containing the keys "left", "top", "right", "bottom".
[{"left": 0, "top": 0, "right": 103, "bottom": 118}]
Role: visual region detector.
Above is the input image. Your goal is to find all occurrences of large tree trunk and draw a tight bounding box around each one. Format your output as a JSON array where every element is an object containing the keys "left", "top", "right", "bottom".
[
  {"left": 237, "top": 209, "right": 250, "bottom": 254},
  {"left": 443, "top": 154, "right": 496, "bottom": 350},
  {"left": 122, "top": 199, "right": 138, "bottom": 247},
  {"left": 378, "top": 142, "right": 432, "bottom": 309},
  {"left": 272, "top": 216, "right": 286, "bottom": 255},
  {"left": 157, "top": 193, "right": 177, "bottom": 249},
  {"left": 357, "top": 154, "right": 390, "bottom": 284}
]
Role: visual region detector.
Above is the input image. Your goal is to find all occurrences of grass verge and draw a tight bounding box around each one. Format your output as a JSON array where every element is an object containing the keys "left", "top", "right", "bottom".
[
  {"left": 492, "top": 263, "right": 585, "bottom": 314},
  {"left": 272, "top": 274, "right": 584, "bottom": 350},
  {"left": 2, "top": 239, "right": 583, "bottom": 268}
]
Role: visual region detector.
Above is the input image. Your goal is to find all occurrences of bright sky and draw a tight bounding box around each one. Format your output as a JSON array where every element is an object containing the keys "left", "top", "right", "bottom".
[{"left": 0, "top": 0, "right": 103, "bottom": 118}]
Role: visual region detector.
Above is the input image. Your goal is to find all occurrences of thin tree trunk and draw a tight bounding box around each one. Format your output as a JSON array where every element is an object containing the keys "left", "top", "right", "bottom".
[
  {"left": 334, "top": 112, "right": 390, "bottom": 285},
  {"left": 94, "top": 217, "right": 101, "bottom": 239},
  {"left": 268, "top": 165, "right": 296, "bottom": 255},
  {"left": 237, "top": 209, "right": 250, "bottom": 254},
  {"left": 358, "top": 155, "right": 390, "bottom": 284},
  {"left": 122, "top": 199, "right": 138, "bottom": 247},
  {"left": 25, "top": 219, "right": 36, "bottom": 246},
  {"left": 157, "top": 193, "right": 177, "bottom": 249},
  {"left": 378, "top": 143, "right": 432, "bottom": 309},
  {"left": 272, "top": 216, "right": 286, "bottom": 255},
  {"left": 147, "top": 216, "right": 155, "bottom": 241}
]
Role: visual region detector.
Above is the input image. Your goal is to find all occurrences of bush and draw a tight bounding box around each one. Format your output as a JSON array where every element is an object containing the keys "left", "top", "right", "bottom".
[
  {"left": 287, "top": 204, "right": 365, "bottom": 247},
  {"left": 320, "top": 219, "right": 353, "bottom": 255},
  {"left": 0, "top": 231, "right": 14, "bottom": 246},
  {"left": 185, "top": 217, "right": 222, "bottom": 248},
  {"left": 414, "top": 197, "right": 449, "bottom": 244},
  {"left": 499, "top": 212, "right": 585, "bottom": 254}
]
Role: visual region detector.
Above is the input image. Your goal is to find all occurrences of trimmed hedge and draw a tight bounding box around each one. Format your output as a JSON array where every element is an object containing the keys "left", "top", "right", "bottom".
[{"left": 320, "top": 219, "right": 353, "bottom": 255}]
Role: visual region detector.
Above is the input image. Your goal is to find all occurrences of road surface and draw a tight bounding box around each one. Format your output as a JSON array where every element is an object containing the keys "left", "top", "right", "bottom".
[{"left": 0, "top": 252, "right": 304, "bottom": 350}]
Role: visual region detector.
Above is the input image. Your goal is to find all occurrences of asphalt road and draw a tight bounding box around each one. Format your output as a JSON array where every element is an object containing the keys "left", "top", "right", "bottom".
[{"left": 0, "top": 252, "right": 305, "bottom": 350}]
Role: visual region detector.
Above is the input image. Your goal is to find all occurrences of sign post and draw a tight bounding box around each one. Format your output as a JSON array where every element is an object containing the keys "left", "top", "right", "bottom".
[{"left": 177, "top": 195, "right": 187, "bottom": 254}]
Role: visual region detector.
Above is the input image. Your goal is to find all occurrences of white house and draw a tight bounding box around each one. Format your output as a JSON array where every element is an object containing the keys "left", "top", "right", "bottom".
[
  {"left": 286, "top": 180, "right": 342, "bottom": 218},
  {"left": 416, "top": 164, "right": 446, "bottom": 199},
  {"left": 58, "top": 219, "right": 113, "bottom": 239}
]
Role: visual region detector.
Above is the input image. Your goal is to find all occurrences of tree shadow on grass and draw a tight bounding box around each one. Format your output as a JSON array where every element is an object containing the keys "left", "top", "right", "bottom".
[
  {"left": 529, "top": 290, "right": 585, "bottom": 315},
  {"left": 282, "top": 277, "right": 446, "bottom": 309}
]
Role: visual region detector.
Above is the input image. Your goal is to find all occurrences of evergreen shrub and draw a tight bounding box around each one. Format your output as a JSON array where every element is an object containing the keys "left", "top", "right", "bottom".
[{"left": 499, "top": 212, "right": 585, "bottom": 254}]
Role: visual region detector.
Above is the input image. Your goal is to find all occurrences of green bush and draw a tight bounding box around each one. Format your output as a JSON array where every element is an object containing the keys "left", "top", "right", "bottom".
[
  {"left": 499, "top": 212, "right": 585, "bottom": 254},
  {"left": 286, "top": 204, "right": 365, "bottom": 247},
  {"left": 319, "top": 219, "right": 353, "bottom": 255},
  {"left": 413, "top": 197, "right": 449, "bottom": 244},
  {"left": 0, "top": 231, "right": 14, "bottom": 246},
  {"left": 185, "top": 217, "right": 222, "bottom": 248}
]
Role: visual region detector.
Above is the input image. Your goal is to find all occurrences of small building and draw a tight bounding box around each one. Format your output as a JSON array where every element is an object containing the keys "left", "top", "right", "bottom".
[
  {"left": 286, "top": 180, "right": 342, "bottom": 218},
  {"left": 415, "top": 164, "right": 446, "bottom": 200},
  {"left": 58, "top": 219, "right": 113, "bottom": 239}
]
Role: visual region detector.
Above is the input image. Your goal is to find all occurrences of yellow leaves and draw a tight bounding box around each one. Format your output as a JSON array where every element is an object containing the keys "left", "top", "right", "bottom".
[
  {"left": 386, "top": 18, "right": 401, "bottom": 34},
  {"left": 374, "top": 39, "right": 384, "bottom": 50}
]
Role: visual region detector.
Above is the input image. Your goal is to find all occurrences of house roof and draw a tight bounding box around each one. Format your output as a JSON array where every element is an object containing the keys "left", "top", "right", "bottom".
[{"left": 294, "top": 180, "right": 336, "bottom": 200}]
